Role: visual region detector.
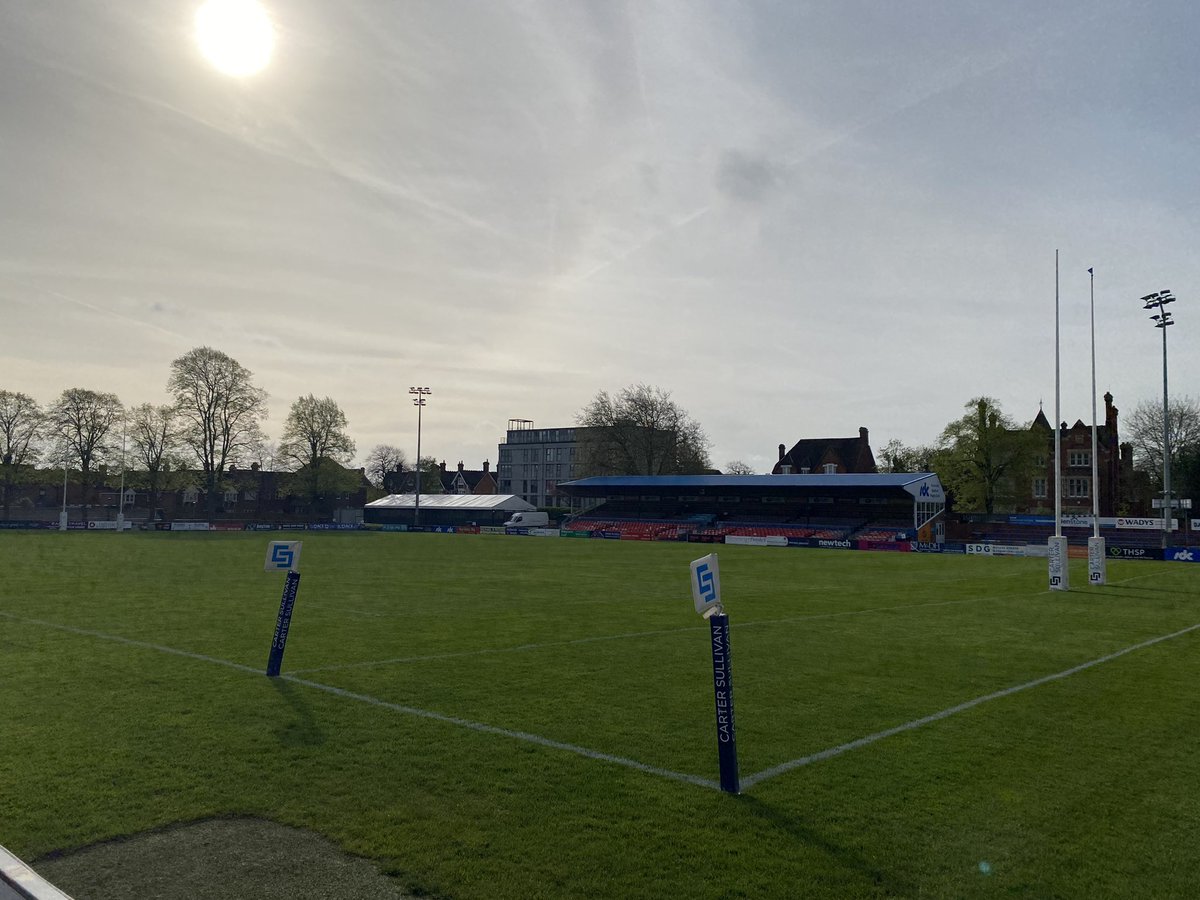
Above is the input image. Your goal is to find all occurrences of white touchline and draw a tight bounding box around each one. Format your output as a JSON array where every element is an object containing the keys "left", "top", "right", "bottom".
[
  {"left": 2, "top": 567, "right": 1187, "bottom": 796},
  {"left": 0, "top": 610, "right": 719, "bottom": 792},
  {"left": 279, "top": 673, "right": 721, "bottom": 790},
  {"left": 740, "top": 620, "right": 1200, "bottom": 789}
]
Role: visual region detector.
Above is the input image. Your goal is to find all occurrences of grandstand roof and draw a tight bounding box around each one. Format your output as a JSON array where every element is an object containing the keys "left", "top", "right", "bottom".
[
  {"left": 560, "top": 473, "right": 937, "bottom": 491},
  {"left": 365, "top": 493, "right": 535, "bottom": 511}
]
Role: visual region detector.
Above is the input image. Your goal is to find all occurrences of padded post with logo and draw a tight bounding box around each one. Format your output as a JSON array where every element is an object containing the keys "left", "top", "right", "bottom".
[
  {"left": 690, "top": 553, "right": 739, "bottom": 794},
  {"left": 264, "top": 541, "right": 302, "bottom": 677}
]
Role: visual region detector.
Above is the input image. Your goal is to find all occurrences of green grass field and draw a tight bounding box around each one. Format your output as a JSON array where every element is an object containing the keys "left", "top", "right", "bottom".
[{"left": 2, "top": 532, "right": 1198, "bottom": 898}]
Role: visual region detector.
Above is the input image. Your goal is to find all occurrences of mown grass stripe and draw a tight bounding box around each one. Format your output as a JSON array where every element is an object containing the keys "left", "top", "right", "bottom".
[{"left": 0, "top": 609, "right": 719, "bottom": 791}]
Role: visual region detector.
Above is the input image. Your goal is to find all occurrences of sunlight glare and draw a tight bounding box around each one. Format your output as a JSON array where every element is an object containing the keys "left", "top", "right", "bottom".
[{"left": 194, "top": 0, "right": 275, "bottom": 77}]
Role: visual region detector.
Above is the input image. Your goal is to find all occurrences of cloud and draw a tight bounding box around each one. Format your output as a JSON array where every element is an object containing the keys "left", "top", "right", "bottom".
[{"left": 714, "top": 149, "right": 782, "bottom": 205}]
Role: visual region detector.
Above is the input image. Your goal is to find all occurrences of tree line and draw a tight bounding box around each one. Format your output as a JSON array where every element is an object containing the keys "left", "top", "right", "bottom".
[
  {"left": 8, "top": 351, "right": 1192, "bottom": 523},
  {"left": 879, "top": 395, "right": 1200, "bottom": 514},
  {"left": 0, "top": 346, "right": 365, "bottom": 520}
]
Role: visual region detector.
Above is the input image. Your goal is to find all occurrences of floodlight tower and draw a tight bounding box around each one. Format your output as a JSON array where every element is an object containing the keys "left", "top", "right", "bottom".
[
  {"left": 59, "top": 460, "right": 68, "bottom": 531},
  {"left": 1141, "top": 289, "right": 1177, "bottom": 547},
  {"left": 409, "top": 386, "right": 431, "bottom": 526}
]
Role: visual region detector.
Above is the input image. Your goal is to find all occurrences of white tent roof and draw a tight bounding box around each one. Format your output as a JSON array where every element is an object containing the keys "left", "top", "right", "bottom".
[{"left": 364, "top": 493, "right": 536, "bottom": 511}]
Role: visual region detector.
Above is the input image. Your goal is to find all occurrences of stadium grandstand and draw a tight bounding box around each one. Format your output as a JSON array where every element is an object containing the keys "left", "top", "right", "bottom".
[{"left": 558, "top": 474, "right": 946, "bottom": 543}]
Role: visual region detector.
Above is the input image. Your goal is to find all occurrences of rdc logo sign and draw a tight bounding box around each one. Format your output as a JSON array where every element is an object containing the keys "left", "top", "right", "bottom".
[{"left": 1173, "top": 549, "right": 1196, "bottom": 562}]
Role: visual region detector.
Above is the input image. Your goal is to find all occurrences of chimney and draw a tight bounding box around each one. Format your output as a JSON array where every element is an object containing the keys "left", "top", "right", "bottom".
[
  {"left": 439, "top": 460, "right": 446, "bottom": 474},
  {"left": 483, "top": 460, "right": 490, "bottom": 473},
  {"left": 778, "top": 443, "right": 786, "bottom": 461},
  {"left": 457, "top": 461, "right": 464, "bottom": 473},
  {"left": 859, "top": 427, "right": 869, "bottom": 442}
]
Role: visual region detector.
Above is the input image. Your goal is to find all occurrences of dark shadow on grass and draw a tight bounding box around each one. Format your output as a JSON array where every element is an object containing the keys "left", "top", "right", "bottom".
[
  {"left": 732, "top": 794, "right": 916, "bottom": 896},
  {"left": 272, "top": 677, "right": 327, "bottom": 747}
]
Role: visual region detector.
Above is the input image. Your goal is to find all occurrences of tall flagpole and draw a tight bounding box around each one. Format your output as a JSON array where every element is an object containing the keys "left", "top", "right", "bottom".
[
  {"left": 1054, "top": 249, "right": 1062, "bottom": 538},
  {"left": 1087, "top": 267, "right": 1106, "bottom": 584},
  {"left": 1049, "top": 250, "right": 1069, "bottom": 590}
]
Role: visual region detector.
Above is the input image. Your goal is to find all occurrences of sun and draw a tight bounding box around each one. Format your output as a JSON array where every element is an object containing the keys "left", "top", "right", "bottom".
[{"left": 194, "top": 0, "right": 275, "bottom": 77}]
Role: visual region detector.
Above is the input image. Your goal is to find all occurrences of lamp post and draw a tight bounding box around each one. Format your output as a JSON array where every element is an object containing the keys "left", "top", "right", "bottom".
[
  {"left": 1141, "top": 289, "right": 1176, "bottom": 548},
  {"left": 409, "top": 386, "right": 431, "bottom": 527}
]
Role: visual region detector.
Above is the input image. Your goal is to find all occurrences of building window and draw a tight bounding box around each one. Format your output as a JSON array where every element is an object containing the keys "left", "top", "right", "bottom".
[
  {"left": 1033, "top": 478, "right": 1047, "bottom": 498},
  {"left": 1068, "top": 451, "right": 1091, "bottom": 468},
  {"left": 244, "top": 490, "right": 258, "bottom": 502},
  {"left": 183, "top": 487, "right": 199, "bottom": 504},
  {"left": 1066, "top": 478, "right": 1090, "bottom": 498},
  {"left": 224, "top": 490, "right": 238, "bottom": 503},
  {"left": 823, "top": 463, "right": 837, "bottom": 474},
  {"left": 779, "top": 464, "right": 793, "bottom": 474}
]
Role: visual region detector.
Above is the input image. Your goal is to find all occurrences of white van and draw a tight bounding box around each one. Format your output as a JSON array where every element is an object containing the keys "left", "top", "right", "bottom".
[{"left": 503, "top": 511, "right": 549, "bottom": 528}]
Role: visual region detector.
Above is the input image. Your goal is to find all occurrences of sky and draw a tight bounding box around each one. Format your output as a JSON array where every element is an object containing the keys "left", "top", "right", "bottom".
[{"left": 2, "top": 0, "right": 1197, "bottom": 475}]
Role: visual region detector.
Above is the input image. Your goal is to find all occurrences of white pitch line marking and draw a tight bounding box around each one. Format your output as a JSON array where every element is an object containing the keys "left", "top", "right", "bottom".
[
  {"left": 0, "top": 610, "right": 719, "bottom": 791},
  {"left": 279, "top": 673, "right": 720, "bottom": 790},
  {"left": 740, "top": 619, "right": 1200, "bottom": 789}
]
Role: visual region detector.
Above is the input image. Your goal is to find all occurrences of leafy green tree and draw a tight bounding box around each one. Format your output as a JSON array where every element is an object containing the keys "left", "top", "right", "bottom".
[
  {"left": 0, "top": 390, "right": 44, "bottom": 520},
  {"left": 277, "top": 395, "right": 357, "bottom": 510},
  {"left": 575, "top": 383, "right": 711, "bottom": 476},
  {"left": 932, "top": 397, "right": 1042, "bottom": 514},
  {"left": 49, "top": 388, "right": 123, "bottom": 522},
  {"left": 416, "top": 456, "right": 444, "bottom": 494},
  {"left": 168, "top": 347, "right": 267, "bottom": 518}
]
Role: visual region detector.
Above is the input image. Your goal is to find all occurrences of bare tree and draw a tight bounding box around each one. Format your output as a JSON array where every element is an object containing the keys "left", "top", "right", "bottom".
[
  {"left": 168, "top": 347, "right": 267, "bottom": 517},
  {"left": 277, "top": 395, "right": 358, "bottom": 509},
  {"left": 1125, "top": 396, "right": 1200, "bottom": 484},
  {"left": 364, "top": 444, "right": 409, "bottom": 489},
  {"left": 877, "top": 439, "right": 936, "bottom": 474},
  {"left": 0, "top": 390, "right": 44, "bottom": 520},
  {"left": 127, "top": 403, "right": 181, "bottom": 522},
  {"left": 724, "top": 460, "right": 756, "bottom": 475},
  {"left": 49, "top": 388, "right": 123, "bottom": 523},
  {"left": 576, "top": 384, "right": 711, "bottom": 476}
]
